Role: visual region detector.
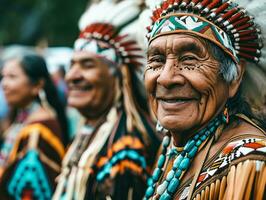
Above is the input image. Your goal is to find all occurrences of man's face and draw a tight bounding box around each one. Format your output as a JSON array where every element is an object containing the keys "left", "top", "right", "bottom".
[
  {"left": 66, "top": 51, "right": 116, "bottom": 118},
  {"left": 145, "top": 34, "right": 231, "bottom": 134}
]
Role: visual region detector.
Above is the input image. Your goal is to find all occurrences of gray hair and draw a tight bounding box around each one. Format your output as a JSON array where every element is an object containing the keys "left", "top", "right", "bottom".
[{"left": 208, "top": 41, "right": 238, "bottom": 83}]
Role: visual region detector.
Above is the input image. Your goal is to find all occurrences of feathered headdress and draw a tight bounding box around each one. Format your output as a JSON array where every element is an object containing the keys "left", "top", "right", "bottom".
[
  {"left": 74, "top": 0, "right": 152, "bottom": 141},
  {"left": 144, "top": 0, "right": 266, "bottom": 112},
  {"left": 74, "top": 0, "right": 145, "bottom": 68}
]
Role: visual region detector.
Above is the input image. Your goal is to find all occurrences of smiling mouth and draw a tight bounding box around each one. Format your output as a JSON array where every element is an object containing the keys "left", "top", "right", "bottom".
[
  {"left": 157, "top": 97, "right": 197, "bottom": 108},
  {"left": 157, "top": 97, "right": 197, "bottom": 102},
  {"left": 70, "top": 85, "right": 93, "bottom": 92}
]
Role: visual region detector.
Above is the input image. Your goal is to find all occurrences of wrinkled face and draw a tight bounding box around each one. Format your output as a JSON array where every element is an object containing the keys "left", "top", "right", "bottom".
[
  {"left": 66, "top": 51, "right": 116, "bottom": 118},
  {"left": 1, "top": 59, "right": 38, "bottom": 108},
  {"left": 145, "top": 34, "right": 231, "bottom": 135}
]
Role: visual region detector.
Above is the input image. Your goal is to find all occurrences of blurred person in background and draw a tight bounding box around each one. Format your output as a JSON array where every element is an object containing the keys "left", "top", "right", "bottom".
[
  {"left": 0, "top": 66, "right": 9, "bottom": 134},
  {"left": 52, "top": 65, "right": 68, "bottom": 107},
  {"left": 0, "top": 53, "right": 68, "bottom": 199},
  {"left": 53, "top": 0, "right": 161, "bottom": 199}
]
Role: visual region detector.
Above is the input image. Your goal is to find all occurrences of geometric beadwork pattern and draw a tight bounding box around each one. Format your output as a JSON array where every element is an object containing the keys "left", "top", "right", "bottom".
[
  {"left": 196, "top": 137, "right": 266, "bottom": 187},
  {"left": 147, "top": 0, "right": 263, "bottom": 63},
  {"left": 179, "top": 137, "right": 266, "bottom": 199},
  {"left": 150, "top": 14, "right": 238, "bottom": 62},
  {"left": 7, "top": 150, "right": 52, "bottom": 200},
  {"left": 96, "top": 135, "right": 147, "bottom": 182}
]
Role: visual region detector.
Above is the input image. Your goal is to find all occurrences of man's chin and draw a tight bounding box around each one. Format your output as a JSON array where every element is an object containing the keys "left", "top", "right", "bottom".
[
  {"left": 159, "top": 116, "right": 193, "bottom": 132},
  {"left": 67, "top": 100, "right": 89, "bottom": 110}
]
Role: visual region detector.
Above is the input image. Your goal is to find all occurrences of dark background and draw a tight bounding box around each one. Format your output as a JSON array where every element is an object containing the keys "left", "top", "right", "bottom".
[{"left": 0, "top": 0, "right": 88, "bottom": 47}]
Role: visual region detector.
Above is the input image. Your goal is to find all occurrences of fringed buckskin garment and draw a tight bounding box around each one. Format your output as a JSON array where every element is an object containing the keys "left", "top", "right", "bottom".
[
  {"left": 149, "top": 114, "right": 266, "bottom": 200},
  {"left": 53, "top": 108, "right": 160, "bottom": 200}
]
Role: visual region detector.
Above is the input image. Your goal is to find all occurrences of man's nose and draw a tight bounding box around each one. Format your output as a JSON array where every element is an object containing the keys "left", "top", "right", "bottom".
[
  {"left": 65, "top": 65, "right": 82, "bottom": 82},
  {"left": 157, "top": 58, "right": 186, "bottom": 88}
]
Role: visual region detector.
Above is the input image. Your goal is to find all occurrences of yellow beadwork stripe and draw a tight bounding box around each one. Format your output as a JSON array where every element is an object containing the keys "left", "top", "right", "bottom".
[{"left": 9, "top": 123, "right": 65, "bottom": 162}]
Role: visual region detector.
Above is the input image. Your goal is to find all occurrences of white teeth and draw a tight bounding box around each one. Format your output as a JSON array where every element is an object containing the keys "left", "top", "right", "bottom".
[
  {"left": 163, "top": 99, "right": 187, "bottom": 103},
  {"left": 72, "top": 88, "right": 86, "bottom": 92}
]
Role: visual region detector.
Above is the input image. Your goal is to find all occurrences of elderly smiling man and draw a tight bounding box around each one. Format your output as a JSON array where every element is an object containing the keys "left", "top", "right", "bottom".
[{"left": 143, "top": 0, "right": 266, "bottom": 199}]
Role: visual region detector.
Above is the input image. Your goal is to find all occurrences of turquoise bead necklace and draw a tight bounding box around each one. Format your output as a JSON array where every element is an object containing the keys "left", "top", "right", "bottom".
[{"left": 144, "top": 114, "right": 226, "bottom": 200}]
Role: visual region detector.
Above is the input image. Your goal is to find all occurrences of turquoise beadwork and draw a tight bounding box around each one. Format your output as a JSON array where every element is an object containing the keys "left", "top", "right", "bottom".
[
  {"left": 173, "top": 155, "right": 183, "bottom": 168},
  {"left": 144, "top": 115, "right": 225, "bottom": 199},
  {"left": 174, "top": 169, "right": 182, "bottom": 178},
  {"left": 157, "top": 180, "right": 169, "bottom": 195},
  {"left": 162, "top": 136, "right": 170, "bottom": 147},
  {"left": 166, "top": 170, "right": 175, "bottom": 181},
  {"left": 179, "top": 157, "right": 190, "bottom": 170},
  {"left": 184, "top": 140, "right": 195, "bottom": 152},
  {"left": 167, "top": 177, "right": 180, "bottom": 193},
  {"left": 196, "top": 140, "right": 202, "bottom": 146},
  {"left": 158, "top": 155, "right": 166, "bottom": 168},
  {"left": 160, "top": 192, "right": 171, "bottom": 200},
  {"left": 153, "top": 167, "right": 162, "bottom": 181},
  {"left": 187, "top": 146, "right": 198, "bottom": 158},
  {"left": 145, "top": 186, "right": 155, "bottom": 197}
]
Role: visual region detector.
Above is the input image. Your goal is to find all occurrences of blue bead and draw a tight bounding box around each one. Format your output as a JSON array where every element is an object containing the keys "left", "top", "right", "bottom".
[
  {"left": 158, "top": 155, "right": 166, "bottom": 168},
  {"left": 216, "top": 121, "right": 220, "bottom": 126},
  {"left": 175, "top": 169, "right": 182, "bottom": 178},
  {"left": 147, "top": 177, "right": 153, "bottom": 186},
  {"left": 200, "top": 134, "right": 207, "bottom": 141},
  {"left": 167, "top": 177, "right": 180, "bottom": 193},
  {"left": 173, "top": 155, "right": 183, "bottom": 169},
  {"left": 157, "top": 180, "right": 169, "bottom": 195},
  {"left": 209, "top": 126, "right": 215, "bottom": 133},
  {"left": 180, "top": 157, "right": 190, "bottom": 170},
  {"left": 169, "top": 148, "right": 178, "bottom": 157},
  {"left": 187, "top": 146, "right": 198, "bottom": 158},
  {"left": 145, "top": 186, "right": 155, "bottom": 197},
  {"left": 198, "top": 129, "right": 204, "bottom": 135},
  {"left": 162, "top": 136, "right": 170, "bottom": 147},
  {"left": 222, "top": 116, "right": 227, "bottom": 123},
  {"left": 184, "top": 140, "right": 195, "bottom": 152},
  {"left": 160, "top": 191, "right": 171, "bottom": 200},
  {"left": 208, "top": 121, "right": 214, "bottom": 127},
  {"left": 152, "top": 168, "right": 162, "bottom": 182},
  {"left": 205, "top": 130, "right": 210, "bottom": 136},
  {"left": 196, "top": 140, "right": 202, "bottom": 147},
  {"left": 166, "top": 170, "right": 175, "bottom": 181},
  {"left": 194, "top": 134, "right": 199, "bottom": 140}
]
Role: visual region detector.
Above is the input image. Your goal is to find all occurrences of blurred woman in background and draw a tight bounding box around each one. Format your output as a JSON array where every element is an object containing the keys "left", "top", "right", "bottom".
[{"left": 0, "top": 53, "right": 68, "bottom": 199}]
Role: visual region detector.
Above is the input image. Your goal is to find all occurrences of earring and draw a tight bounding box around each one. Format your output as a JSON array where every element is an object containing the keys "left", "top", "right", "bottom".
[
  {"left": 38, "top": 89, "right": 56, "bottom": 117},
  {"left": 223, "top": 106, "right": 229, "bottom": 124},
  {"left": 156, "top": 121, "right": 168, "bottom": 135}
]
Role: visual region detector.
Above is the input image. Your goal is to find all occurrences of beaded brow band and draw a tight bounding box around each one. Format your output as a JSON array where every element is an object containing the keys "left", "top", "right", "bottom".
[{"left": 146, "top": 0, "right": 263, "bottom": 63}]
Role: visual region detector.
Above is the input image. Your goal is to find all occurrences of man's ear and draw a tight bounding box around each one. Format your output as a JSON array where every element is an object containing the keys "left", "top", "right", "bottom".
[{"left": 229, "top": 59, "right": 245, "bottom": 98}]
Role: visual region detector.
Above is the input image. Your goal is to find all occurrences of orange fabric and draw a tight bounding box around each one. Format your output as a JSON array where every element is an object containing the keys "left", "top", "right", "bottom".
[
  {"left": 9, "top": 123, "right": 65, "bottom": 164},
  {"left": 97, "top": 136, "right": 144, "bottom": 168}
]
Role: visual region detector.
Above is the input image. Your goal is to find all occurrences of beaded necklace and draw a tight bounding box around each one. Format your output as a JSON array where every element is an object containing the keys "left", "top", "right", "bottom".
[{"left": 144, "top": 114, "right": 226, "bottom": 200}]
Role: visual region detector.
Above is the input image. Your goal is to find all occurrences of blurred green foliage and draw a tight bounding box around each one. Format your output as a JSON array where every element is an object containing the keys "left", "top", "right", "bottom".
[{"left": 0, "top": 0, "right": 88, "bottom": 46}]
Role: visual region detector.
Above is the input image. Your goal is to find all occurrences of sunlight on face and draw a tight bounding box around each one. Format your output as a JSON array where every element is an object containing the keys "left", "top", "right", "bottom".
[
  {"left": 66, "top": 51, "right": 116, "bottom": 118},
  {"left": 145, "top": 34, "right": 230, "bottom": 135}
]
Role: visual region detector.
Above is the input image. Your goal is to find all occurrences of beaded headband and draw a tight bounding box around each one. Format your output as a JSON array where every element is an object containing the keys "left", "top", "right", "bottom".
[
  {"left": 146, "top": 0, "right": 263, "bottom": 63},
  {"left": 74, "top": 0, "right": 144, "bottom": 68}
]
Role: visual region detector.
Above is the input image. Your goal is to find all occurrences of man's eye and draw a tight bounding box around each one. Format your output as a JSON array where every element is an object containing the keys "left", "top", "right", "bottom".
[
  {"left": 148, "top": 55, "right": 165, "bottom": 64},
  {"left": 180, "top": 55, "right": 197, "bottom": 62},
  {"left": 82, "top": 62, "right": 94, "bottom": 68}
]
